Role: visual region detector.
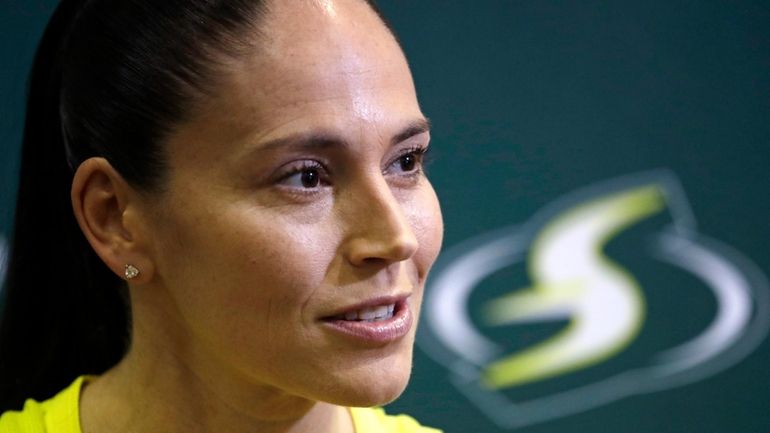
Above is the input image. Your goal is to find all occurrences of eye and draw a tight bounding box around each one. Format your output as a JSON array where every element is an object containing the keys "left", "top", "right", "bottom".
[
  {"left": 398, "top": 153, "right": 417, "bottom": 172},
  {"left": 386, "top": 146, "right": 428, "bottom": 177},
  {"left": 298, "top": 168, "right": 320, "bottom": 188},
  {"left": 278, "top": 161, "right": 329, "bottom": 190}
]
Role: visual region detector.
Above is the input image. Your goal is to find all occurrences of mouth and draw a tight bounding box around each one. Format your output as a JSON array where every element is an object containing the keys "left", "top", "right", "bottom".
[
  {"left": 329, "top": 303, "right": 397, "bottom": 322},
  {"left": 320, "top": 295, "right": 413, "bottom": 345}
]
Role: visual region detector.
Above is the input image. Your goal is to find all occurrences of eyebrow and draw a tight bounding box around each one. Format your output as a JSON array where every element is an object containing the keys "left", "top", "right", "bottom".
[
  {"left": 391, "top": 118, "right": 432, "bottom": 146},
  {"left": 255, "top": 117, "right": 432, "bottom": 153}
]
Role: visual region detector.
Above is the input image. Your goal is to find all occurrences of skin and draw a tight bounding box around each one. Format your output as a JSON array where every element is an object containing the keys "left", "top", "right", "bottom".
[{"left": 70, "top": 1, "right": 443, "bottom": 432}]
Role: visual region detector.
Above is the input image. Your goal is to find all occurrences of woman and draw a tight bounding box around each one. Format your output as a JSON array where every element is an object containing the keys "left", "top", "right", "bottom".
[{"left": 0, "top": 0, "right": 444, "bottom": 432}]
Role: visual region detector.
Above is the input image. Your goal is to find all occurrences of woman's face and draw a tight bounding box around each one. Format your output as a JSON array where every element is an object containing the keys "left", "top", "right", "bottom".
[{"left": 139, "top": 0, "right": 443, "bottom": 406}]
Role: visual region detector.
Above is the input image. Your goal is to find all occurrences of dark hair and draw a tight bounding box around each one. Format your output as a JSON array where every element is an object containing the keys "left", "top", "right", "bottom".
[{"left": 0, "top": 0, "right": 271, "bottom": 411}]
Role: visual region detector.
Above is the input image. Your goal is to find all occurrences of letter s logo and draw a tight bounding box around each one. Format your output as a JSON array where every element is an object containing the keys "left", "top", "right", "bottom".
[{"left": 418, "top": 170, "right": 770, "bottom": 430}]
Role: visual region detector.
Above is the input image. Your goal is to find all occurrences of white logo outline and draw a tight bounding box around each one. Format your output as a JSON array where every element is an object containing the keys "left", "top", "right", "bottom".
[{"left": 418, "top": 170, "right": 770, "bottom": 429}]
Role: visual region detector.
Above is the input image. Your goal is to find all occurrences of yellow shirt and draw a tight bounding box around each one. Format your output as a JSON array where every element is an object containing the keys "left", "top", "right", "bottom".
[{"left": 0, "top": 377, "right": 441, "bottom": 433}]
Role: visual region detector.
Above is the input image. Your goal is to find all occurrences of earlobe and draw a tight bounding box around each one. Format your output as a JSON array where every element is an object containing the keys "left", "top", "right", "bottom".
[{"left": 71, "top": 157, "right": 155, "bottom": 284}]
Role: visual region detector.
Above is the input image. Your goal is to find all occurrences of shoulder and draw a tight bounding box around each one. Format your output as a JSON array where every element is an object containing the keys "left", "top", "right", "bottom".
[
  {"left": 0, "top": 376, "right": 87, "bottom": 433},
  {"left": 349, "top": 407, "right": 442, "bottom": 433},
  {"left": 0, "top": 399, "right": 45, "bottom": 433}
]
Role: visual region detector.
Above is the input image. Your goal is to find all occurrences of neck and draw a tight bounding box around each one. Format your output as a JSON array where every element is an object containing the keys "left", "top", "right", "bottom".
[{"left": 79, "top": 291, "right": 355, "bottom": 433}]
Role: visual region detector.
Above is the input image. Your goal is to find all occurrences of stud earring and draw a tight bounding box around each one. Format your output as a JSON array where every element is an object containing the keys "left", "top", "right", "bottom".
[{"left": 124, "top": 264, "right": 140, "bottom": 280}]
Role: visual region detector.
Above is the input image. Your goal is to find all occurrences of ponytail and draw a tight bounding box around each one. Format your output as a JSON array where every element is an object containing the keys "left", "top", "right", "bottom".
[{"left": 0, "top": 0, "right": 129, "bottom": 411}]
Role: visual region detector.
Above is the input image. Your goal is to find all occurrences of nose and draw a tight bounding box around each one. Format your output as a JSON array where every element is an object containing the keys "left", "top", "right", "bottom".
[{"left": 342, "top": 178, "right": 419, "bottom": 267}]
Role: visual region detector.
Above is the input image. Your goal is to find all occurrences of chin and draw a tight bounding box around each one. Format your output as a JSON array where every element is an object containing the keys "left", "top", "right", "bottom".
[
  {"left": 315, "top": 347, "right": 414, "bottom": 407},
  {"left": 350, "top": 372, "right": 411, "bottom": 407},
  {"left": 334, "top": 376, "right": 410, "bottom": 408}
]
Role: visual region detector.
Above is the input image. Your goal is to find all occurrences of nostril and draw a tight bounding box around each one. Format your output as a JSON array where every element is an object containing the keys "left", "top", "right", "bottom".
[{"left": 345, "top": 232, "right": 418, "bottom": 267}]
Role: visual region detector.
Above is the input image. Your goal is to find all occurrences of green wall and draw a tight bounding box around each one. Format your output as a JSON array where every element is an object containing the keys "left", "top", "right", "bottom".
[{"left": 379, "top": 2, "right": 770, "bottom": 432}]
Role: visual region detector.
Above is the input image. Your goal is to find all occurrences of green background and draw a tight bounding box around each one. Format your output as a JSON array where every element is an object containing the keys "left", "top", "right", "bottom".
[{"left": 2, "top": 1, "right": 769, "bottom": 432}]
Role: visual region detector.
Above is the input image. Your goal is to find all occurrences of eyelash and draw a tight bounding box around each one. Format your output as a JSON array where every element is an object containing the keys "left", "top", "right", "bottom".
[
  {"left": 276, "top": 145, "right": 431, "bottom": 194},
  {"left": 386, "top": 146, "right": 430, "bottom": 179},
  {"left": 276, "top": 160, "right": 330, "bottom": 194}
]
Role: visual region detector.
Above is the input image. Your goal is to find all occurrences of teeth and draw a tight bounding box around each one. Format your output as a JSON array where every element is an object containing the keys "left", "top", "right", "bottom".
[
  {"left": 338, "top": 303, "right": 396, "bottom": 322},
  {"left": 359, "top": 308, "right": 376, "bottom": 321},
  {"left": 374, "top": 305, "right": 389, "bottom": 319}
]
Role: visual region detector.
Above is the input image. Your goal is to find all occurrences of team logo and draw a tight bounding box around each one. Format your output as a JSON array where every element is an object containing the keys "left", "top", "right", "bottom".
[{"left": 418, "top": 170, "right": 770, "bottom": 429}]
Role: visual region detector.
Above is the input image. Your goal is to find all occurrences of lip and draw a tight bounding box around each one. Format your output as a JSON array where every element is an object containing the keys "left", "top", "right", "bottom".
[{"left": 320, "top": 295, "right": 413, "bottom": 345}]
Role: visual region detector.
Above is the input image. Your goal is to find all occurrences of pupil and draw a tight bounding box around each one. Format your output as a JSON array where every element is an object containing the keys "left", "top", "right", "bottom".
[
  {"left": 400, "top": 154, "right": 415, "bottom": 171},
  {"left": 301, "top": 169, "right": 319, "bottom": 188}
]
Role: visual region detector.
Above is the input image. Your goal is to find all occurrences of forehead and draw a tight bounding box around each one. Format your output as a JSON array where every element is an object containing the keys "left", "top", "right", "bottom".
[{"left": 175, "top": 0, "right": 420, "bottom": 154}]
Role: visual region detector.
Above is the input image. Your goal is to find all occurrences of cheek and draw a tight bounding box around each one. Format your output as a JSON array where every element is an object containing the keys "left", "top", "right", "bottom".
[
  {"left": 151, "top": 204, "right": 336, "bottom": 347},
  {"left": 213, "top": 225, "right": 330, "bottom": 319},
  {"left": 409, "top": 185, "right": 444, "bottom": 279}
]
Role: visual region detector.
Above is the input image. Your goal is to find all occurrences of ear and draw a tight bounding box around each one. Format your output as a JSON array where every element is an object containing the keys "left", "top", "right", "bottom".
[{"left": 71, "top": 157, "right": 155, "bottom": 284}]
